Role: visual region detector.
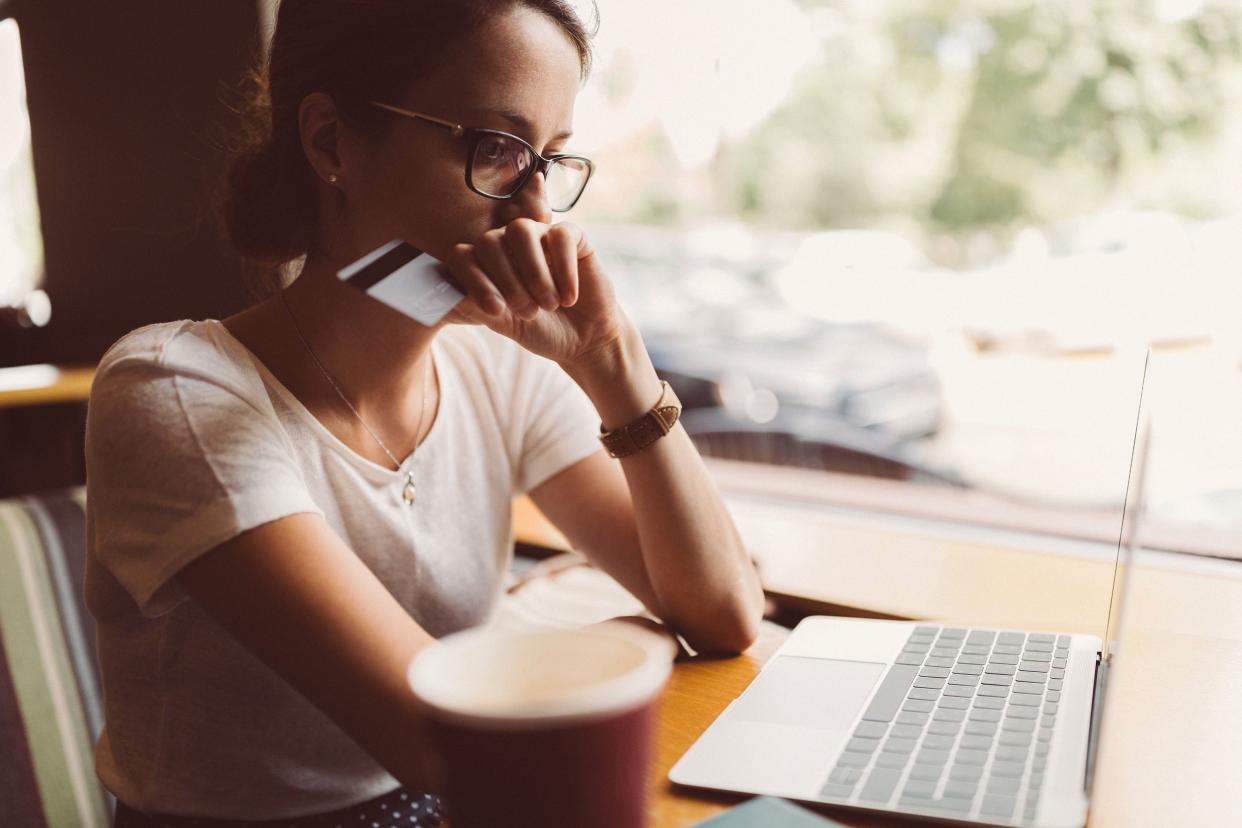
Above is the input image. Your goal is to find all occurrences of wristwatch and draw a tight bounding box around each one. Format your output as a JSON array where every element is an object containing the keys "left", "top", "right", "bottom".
[{"left": 598, "top": 380, "right": 682, "bottom": 459}]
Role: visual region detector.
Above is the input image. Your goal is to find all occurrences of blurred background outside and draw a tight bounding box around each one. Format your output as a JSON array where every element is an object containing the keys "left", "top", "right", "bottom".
[{"left": 556, "top": 0, "right": 1242, "bottom": 553}]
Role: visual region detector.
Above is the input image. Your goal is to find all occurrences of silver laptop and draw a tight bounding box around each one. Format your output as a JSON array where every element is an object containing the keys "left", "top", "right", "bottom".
[{"left": 670, "top": 352, "right": 1153, "bottom": 827}]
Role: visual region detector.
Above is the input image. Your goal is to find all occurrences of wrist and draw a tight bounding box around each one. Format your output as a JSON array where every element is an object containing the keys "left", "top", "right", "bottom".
[{"left": 562, "top": 325, "right": 662, "bottom": 431}]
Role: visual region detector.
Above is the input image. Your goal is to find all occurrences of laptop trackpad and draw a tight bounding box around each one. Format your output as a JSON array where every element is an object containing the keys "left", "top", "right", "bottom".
[{"left": 727, "top": 656, "right": 886, "bottom": 730}]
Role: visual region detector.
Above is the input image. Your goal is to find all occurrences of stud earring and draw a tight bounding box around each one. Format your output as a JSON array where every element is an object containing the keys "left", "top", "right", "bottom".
[{"left": 327, "top": 174, "right": 339, "bottom": 184}]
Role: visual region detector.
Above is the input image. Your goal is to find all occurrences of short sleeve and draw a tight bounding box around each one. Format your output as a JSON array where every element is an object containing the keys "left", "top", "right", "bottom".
[
  {"left": 510, "top": 350, "right": 604, "bottom": 496},
  {"left": 85, "top": 329, "right": 322, "bottom": 617}
]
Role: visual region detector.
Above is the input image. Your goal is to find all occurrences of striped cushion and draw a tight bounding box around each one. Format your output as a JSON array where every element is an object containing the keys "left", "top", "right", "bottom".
[{"left": 0, "top": 487, "right": 111, "bottom": 827}]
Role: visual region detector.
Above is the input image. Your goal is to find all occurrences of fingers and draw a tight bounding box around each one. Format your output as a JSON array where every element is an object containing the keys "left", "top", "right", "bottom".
[
  {"left": 443, "top": 219, "right": 585, "bottom": 323},
  {"left": 444, "top": 244, "right": 506, "bottom": 317},
  {"left": 504, "top": 219, "right": 560, "bottom": 312},
  {"left": 543, "top": 222, "right": 581, "bottom": 307},
  {"left": 476, "top": 229, "right": 540, "bottom": 321}
]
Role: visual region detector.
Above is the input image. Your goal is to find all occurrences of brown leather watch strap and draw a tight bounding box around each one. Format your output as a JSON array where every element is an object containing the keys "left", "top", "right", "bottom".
[{"left": 598, "top": 380, "right": 682, "bottom": 459}]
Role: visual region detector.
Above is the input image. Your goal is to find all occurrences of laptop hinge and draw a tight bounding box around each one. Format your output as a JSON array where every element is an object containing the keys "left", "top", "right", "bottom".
[{"left": 1083, "top": 652, "right": 1110, "bottom": 793}]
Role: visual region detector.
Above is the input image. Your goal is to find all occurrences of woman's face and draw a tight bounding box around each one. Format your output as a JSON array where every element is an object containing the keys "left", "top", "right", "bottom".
[{"left": 340, "top": 7, "right": 584, "bottom": 262}]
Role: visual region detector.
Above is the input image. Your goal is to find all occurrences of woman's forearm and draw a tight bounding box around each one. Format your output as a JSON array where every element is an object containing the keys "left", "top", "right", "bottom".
[{"left": 563, "top": 327, "right": 766, "bottom": 655}]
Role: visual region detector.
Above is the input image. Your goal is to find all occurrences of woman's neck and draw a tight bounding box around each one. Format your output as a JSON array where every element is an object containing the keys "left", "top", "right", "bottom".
[{"left": 223, "top": 250, "right": 440, "bottom": 453}]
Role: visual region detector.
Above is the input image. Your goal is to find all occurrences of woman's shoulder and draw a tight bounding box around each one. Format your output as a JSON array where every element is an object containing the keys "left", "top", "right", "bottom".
[{"left": 93, "top": 319, "right": 266, "bottom": 408}]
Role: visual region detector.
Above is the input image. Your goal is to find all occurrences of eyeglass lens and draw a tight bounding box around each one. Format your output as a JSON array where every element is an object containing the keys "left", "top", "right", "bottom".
[{"left": 470, "top": 133, "right": 589, "bottom": 210}]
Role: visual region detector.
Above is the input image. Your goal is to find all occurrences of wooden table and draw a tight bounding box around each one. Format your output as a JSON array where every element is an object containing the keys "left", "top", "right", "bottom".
[
  {"left": 0, "top": 364, "right": 94, "bottom": 408},
  {"left": 516, "top": 467, "right": 1242, "bottom": 827}
]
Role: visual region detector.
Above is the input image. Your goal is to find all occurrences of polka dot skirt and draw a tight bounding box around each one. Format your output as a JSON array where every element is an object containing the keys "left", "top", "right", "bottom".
[{"left": 113, "top": 786, "right": 445, "bottom": 828}]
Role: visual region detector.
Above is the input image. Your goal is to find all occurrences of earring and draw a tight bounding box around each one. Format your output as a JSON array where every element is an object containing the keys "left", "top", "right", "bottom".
[{"left": 327, "top": 174, "right": 339, "bottom": 184}]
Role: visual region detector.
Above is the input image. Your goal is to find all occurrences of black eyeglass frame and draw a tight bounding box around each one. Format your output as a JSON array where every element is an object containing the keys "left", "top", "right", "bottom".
[{"left": 369, "top": 100, "right": 595, "bottom": 212}]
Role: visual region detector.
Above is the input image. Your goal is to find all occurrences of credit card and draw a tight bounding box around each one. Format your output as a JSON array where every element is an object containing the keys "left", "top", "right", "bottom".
[{"left": 336, "top": 239, "right": 465, "bottom": 326}]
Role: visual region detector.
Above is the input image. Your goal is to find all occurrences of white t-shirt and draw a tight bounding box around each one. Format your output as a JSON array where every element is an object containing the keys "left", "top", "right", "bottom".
[{"left": 83, "top": 318, "right": 602, "bottom": 820}]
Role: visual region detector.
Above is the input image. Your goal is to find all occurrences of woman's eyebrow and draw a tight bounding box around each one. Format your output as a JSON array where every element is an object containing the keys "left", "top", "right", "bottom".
[{"left": 465, "top": 106, "right": 573, "bottom": 143}]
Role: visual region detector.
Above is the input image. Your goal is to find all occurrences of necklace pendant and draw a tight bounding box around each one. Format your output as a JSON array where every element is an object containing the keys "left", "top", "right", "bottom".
[{"left": 402, "top": 474, "right": 417, "bottom": 506}]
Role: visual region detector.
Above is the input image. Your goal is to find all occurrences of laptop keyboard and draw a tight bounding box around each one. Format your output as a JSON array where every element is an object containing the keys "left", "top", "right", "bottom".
[{"left": 818, "top": 626, "right": 1071, "bottom": 824}]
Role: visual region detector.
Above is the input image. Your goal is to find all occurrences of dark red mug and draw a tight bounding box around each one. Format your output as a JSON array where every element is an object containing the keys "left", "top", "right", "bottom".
[{"left": 407, "top": 622, "right": 675, "bottom": 828}]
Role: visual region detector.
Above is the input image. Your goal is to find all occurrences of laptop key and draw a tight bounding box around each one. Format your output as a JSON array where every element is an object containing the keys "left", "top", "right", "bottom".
[
  {"left": 980, "top": 674, "right": 1013, "bottom": 686},
  {"left": 956, "top": 653, "right": 987, "bottom": 665},
  {"left": 828, "top": 766, "right": 863, "bottom": 785},
  {"left": 967, "top": 630, "right": 996, "bottom": 645},
  {"left": 1012, "top": 680, "right": 1044, "bottom": 694},
  {"left": 1016, "top": 670, "right": 1048, "bottom": 682},
  {"left": 919, "top": 666, "right": 950, "bottom": 678},
  {"left": 981, "top": 793, "right": 1017, "bottom": 817},
  {"left": 984, "top": 663, "right": 1017, "bottom": 676},
  {"left": 943, "top": 685, "right": 974, "bottom": 698},
  {"left": 927, "top": 721, "right": 960, "bottom": 736},
  {"left": 947, "top": 674, "right": 980, "bottom": 686},
  {"left": 1053, "top": 657, "right": 1068, "bottom": 669},
  {"left": 988, "top": 653, "right": 1020, "bottom": 665},
  {"left": 943, "top": 780, "right": 979, "bottom": 799},
  {"left": 973, "top": 696, "right": 1005, "bottom": 709},
  {"left": 924, "top": 656, "right": 955, "bottom": 668},
  {"left": 938, "top": 696, "right": 970, "bottom": 710},
  {"left": 1047, "top": 679, "right": 1064, "bottom": 691},
  {"left": 995, "top": 745, "right": 1028, "bottom": 762},
  {"left": 999, "top": 731, "right": 1032, "bottom": 747},
  {"left": 908, "top": 687, "right": 939, "bottom": 701},
  {"left": 902, "top": 699, "right": 934, "bottom": 713},
  {"left": 895, "top": 653, "right": 923, "bottom": 666},
  {"left": 1042, "top": 715, "right": 1057, "bottom": 728},
  {"left": 1050, "top": 668, "right": 1066, "bottom": 679},
  {"left": 915, "top": 748, "right": 951, "bottom": 766},
  {"left": 882, "top": 737, "right": 917, "bottom": 754},
  {"left": 955, "top": 749, "right": 988, "bottom": 765},
  {"left": 897, "top": 711, "right": 929, "bottom": 726},
  {"left": 978, "top": 685, "right": 1009, "bottom": 697},
  {"left": 930, "top": 648, "right": 959, "bottom": 659},
  {"left": 1024, "top": 641, "right": 1054, "bottom": 652},
  {"left": 819, "top": 782, "right": 856, "bottom": 799},
  {"left": 908, "top": 763, "right": 944, "bottom": 782},
  {"left": 923, "top": 734, "right": 955, "bottom": 750},
  {"left": 1003, "top": 718, "right": 1036, "bottom": 733},
  {"left": 990, "top": 760, "right": 1026, "bottom": 778},
  {"left": 915, "top": 625, "right": 940, "bottom": 635},
  {"left": 891, "top": 723, "right": 922, "bottom": 739},
  {"left": 992, "top": 643, "right": 1022, "bottom": 655},
  {"left": 902, "top": 780, "right": 936, "bottom": 798},
  {"left": 846, "top": 736, "right": 879, "bottom": 753},
  {"left": 932, "top": 708, "right": 966, "bottom": 723},
  {"left": 968, "top": 707, "right": 1001, "bottom": 722},
  {"left": 875, "top": 752, "right": 910, "bottom": 770},
  {"left": 861, "top": 665, "right": 919, "bottom": 722},
  {"left": 948, "top": 763, "right": 984, "bottom": 781},
  {"left": 854, "top": 721, "right": 887, "bottom": 739},
  {"left": 1022, "top": 651, "right": 1053, "bottom": 663},
  {"left": 960, "top": 734, "right": 993, "bottom": 750},
  {"left": 1018, "top": 660, "right": 1051, "bottom": 673},
  {"left": 964, "top": 721, "right": 998, "bottom": 736},
  {"left": 859, "top": 767, "right": 902, "bottom": 802},
  {"left": 1029, "top": 633, "right": 1055, "bottom": 643},
  {"left": 940, "top": 627, "right": 967, "bottom": 638},
  {"left": 987, "top": 776, "right": 1021, "bottom": 794},
  {"left": 1057, "top": 634, "right": 1071, "bottom": 646},
  {"left": 998, "top": 632, "right": 1025, "bottom": 645},
  {"left": 837, "top": 751, "right": 871, "bottom": 767},
  {"left": 961, "top": 644, "right": 991, "bottom": 655},
  {"left": 1044, "top": 701, "right": 1060, "bottom": 715},
  {"left": 951, "top": 664, "right": 984, "bottom": 675},
  {"left": 914, "top": 677, "right": 946, "bottom": 690},
  {"left": 1011, "top": 694, "right": 1041, "bottom": 707}
]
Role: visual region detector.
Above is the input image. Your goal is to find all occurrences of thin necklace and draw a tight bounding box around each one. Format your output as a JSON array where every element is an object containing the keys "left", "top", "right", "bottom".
[{"left": 279, "top": 289, "right": 432, "bottom": 506}]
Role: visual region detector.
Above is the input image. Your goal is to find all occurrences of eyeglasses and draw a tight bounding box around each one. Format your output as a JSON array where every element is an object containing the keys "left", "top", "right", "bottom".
[{"left": 369, "top": 101, "right": 594, "bottom": 212}]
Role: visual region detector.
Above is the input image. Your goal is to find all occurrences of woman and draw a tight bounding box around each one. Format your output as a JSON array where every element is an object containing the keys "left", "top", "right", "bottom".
[{"left": 84, "top": 1, "right": 765, "bottom": 825}]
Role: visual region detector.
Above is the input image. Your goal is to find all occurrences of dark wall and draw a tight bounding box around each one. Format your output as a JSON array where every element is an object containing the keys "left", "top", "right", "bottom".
[
  {"left": 2, "top": 0, "right": 261, "bottom": 368},
  {"left": 0, "top": 1, "right": 263, "bottom": 496}
]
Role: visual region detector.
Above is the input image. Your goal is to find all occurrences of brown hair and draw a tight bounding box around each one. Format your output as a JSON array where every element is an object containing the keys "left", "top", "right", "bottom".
[{"left": 215, "top": 0, "right": 596, "bottom": 296}]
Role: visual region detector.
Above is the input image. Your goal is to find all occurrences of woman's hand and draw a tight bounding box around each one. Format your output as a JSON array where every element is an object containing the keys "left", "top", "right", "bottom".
[{"left": 437, "top": 219, "right": 629, "bottom": 370}]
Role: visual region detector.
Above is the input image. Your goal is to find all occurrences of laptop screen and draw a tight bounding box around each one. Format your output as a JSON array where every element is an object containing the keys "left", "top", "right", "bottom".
[{"left": 1085, "top": 348, "right": 1152, "bottom": 794}]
